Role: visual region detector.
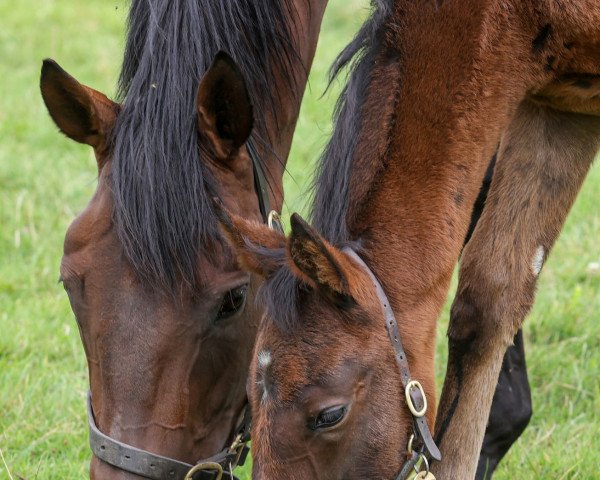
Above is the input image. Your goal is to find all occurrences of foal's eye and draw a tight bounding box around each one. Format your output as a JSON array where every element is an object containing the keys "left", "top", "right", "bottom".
[
  {"left": 311, "top": 405, "right": 348, "bottom": 430},
  {"left": 216, "top": 285, "right": 248, "bottom": 321}
]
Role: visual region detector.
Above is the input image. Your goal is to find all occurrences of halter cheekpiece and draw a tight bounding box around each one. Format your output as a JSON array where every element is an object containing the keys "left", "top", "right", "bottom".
[{"left": 343, "top": 248, "right": 441, "bottom": 479}]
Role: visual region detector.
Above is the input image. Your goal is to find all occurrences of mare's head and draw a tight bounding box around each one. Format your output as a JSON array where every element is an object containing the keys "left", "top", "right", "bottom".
[
  {"left": 41, "top": 53, "right": 262, "bottom": 478},
  {"left": 220, "top": 213, "right": 435, "bottom": 479}
]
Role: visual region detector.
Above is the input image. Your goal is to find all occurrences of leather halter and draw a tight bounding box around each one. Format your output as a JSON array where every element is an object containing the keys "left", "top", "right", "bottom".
[
  {"left": 86, "top": 139, "right": 271, "bottom": 479},
  {"left": 342, "top": 248, "right": 442, "bottom": 478},
  {"left": 87, "top": 392, "right": 250, "bottom": 480}
]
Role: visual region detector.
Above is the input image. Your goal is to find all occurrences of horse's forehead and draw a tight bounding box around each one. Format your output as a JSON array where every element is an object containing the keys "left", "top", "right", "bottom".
[
  {"left": 254, "top": 334, "right": 306, "bottom": 403},
  {"left": 63, "top": 160, "right": 231, "bottom": 281},
  {"left": 254, "top": 324, "right": 353, "bottom": 404}
]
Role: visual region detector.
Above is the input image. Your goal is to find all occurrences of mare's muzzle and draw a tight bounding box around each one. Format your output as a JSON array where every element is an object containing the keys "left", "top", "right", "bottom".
[{"left": 87, "top": 392, "right": 249, "bottom": 480}]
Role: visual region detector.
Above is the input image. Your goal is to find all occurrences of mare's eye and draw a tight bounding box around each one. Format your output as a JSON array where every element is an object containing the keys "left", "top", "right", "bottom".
[
  {"left": 216, "top": 285, "right": 248, "bottom": 321},
  {"left": 311, "top": 405, "right": 348, "bottom": 430}
]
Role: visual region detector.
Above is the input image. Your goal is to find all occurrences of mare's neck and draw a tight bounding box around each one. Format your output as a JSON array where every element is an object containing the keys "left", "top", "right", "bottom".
[{"left": 260, "top": 0, "right": 327, "bottom": 211}]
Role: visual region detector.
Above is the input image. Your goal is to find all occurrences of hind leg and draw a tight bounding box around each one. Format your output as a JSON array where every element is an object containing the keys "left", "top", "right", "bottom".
[
  {"left": 432, "top": 99, "right": 600, "bottom": 479},
  {"left": 465, "top": 157, "right": 533, "bottom": 480}
]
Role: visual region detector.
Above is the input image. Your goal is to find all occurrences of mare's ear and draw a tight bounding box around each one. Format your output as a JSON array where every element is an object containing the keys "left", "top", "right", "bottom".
[
  {"left": 287, "top": 214, "right": 353, "bottom": 299},
  {"left": 40, "top": 59, "right": 119, "bottom": 149},
  {"left": 218, "top": 208, "right": 286, "bottom": 278},
  {"left": 197, "top": 51, "right": 253, "bottom": 161}
]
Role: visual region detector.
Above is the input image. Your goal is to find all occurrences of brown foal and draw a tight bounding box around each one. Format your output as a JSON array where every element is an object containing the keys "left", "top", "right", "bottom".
[
  {"left": 40, "top": 1, "right": 326, "bottom": 478},
  {"left": 220, "top": 0, "right": 600, "bottom": 478}
]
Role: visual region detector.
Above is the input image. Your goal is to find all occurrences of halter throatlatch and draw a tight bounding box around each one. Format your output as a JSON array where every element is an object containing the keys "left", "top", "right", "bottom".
[{"left": 342, "top": 248, "right": 442, "bottom": 479}]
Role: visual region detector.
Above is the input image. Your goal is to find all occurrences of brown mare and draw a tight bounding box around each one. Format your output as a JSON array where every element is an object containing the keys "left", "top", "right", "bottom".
[
  {"left": 220, "top": 0, "right": 600, "bottom": 478},
  {"left": 40, "top": 0, "right": 326, "bottom": 478}
]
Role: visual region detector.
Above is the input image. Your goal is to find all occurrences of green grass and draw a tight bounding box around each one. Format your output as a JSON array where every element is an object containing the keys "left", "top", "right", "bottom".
[{"left": 0, "top": 1, "right": 598, "bottom": 479}]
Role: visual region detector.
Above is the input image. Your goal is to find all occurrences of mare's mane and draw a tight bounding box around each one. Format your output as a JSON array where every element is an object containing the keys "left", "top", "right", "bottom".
[{"left": 111, "top": 0, "right": 299, "bottom": 291}]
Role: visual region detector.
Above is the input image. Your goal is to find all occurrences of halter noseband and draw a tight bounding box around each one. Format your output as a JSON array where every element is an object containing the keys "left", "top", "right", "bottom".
[
  {"left": 87, "top": 392, "right": 250, "bottom": 480},
  {"left": 342, "top": 248, "right": 442, "bottom": 479},
  {"left": 85, "top": 139, "right": 270, "bottom": 479}
]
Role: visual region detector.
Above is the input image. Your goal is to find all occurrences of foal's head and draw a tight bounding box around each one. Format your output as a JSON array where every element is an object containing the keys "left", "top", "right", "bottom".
[
  {"left": 221, "top": 213, "right": 434, "bottom": 479},
  {"left": 41, "top": 54, "right": 262, "bottom": 477}
]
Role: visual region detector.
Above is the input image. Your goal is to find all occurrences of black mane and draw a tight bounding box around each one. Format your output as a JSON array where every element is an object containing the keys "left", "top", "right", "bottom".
[
  {"left": 111, "top": 0, "right": 299, "bottom": 290},
  {"left": 264, "top": 0, "right": 394, "bottom": 331},
  {"left": 310, "top": 0, "right": 392, "bottom": 244}
]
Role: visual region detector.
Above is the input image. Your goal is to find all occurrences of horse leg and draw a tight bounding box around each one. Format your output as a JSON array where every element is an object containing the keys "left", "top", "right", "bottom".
[
  {"left": 433, "top": 99, "right": 600, "bottom": 479},
  {"left": 465, "top": 156, "right": 533, "bottom": 480},
  {"left": 475, "top": 329, "right": 532, "bottom": 479}
]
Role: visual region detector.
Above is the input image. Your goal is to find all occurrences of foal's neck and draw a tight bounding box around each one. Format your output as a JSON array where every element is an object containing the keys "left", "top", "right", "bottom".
[{"left": 345, "top": 0, "right": 541, "bottom": 404}]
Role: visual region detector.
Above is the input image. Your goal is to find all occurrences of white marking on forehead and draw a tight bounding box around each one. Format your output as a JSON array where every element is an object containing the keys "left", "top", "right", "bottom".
[
  {"left": 531, "top": 246, "right": 545, "bottom": 276},
  {"left": 257, "top": 350, "right": 273, "bottom": 402},
  {"left": 258, "top": 350, "right": 272, "bottom": 369}
]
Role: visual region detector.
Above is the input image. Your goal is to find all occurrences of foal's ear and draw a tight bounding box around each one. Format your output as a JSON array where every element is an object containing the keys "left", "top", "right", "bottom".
[
  {"left": 197, "top": 51, "right": 253, "bottom": 161},
  {"left": 218, "top": 208, "right": 286, "bottom": 278},
  {"left": 288, "top": 214, "right": 352, "bottom": 298},
  {"left": 40, "top": 59, "right": 119, "bottom": 149}
]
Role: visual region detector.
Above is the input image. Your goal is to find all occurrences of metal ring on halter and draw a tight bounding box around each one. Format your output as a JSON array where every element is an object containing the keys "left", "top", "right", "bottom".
[
  {"left": 413, "top": 454, "right": 430, "bottom": 475},
  {"left": 406, "top": 434, "right": 415, "bottom": 454},
  {"left": 227, "top": 433, "right": 246, "bottom": 469},
  {"left": 267, "top": 210, "right": 283, "bottom": 232},
  {"left": 405, "top": 380, "right": 428, "bottom": 418},
  {"left": 184, "top": 462, "right": 224, "bottom": 480}
]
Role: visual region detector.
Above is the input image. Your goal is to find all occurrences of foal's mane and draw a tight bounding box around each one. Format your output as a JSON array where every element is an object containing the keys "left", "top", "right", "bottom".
[
  {"left": 262, "top": 0, "right": 394, "bottom": 330},
  {"left": 111, "top": 0, "right": 299, "bottom": 291},
  {"left": 310, "top": 0, "right": 393, "bottom": 244}
]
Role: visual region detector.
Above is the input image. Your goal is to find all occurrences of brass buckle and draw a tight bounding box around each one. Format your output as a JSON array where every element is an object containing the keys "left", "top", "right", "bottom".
[
  {"left": 228, "top": 433, "right": 246, "bottom": 468},
  {"left": 406, "top": 434, "right": 415, "bottom": 454},
  {"left": 414, "top": 454, "right": 436, "bottom": 479},
  {"left": 184, "top": 462, "right": 223, "bottom": 480},
  {"left": 268, "top": 210, "right": 284, "bottom": 233},
  {"left": 405, "top": 380, "right": 428, "bottom": 418}
]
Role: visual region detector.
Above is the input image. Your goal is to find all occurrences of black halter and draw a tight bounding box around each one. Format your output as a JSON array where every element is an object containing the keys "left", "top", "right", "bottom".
[
  {"left": 342, "top": 248, "right": 441, "bottom": 479},
  {"left": 86, "top": 139, "right": 271, "bottom": 480}
]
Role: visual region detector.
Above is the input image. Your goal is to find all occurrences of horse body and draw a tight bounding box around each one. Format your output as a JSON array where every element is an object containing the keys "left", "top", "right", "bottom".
[
  {"left": 221, "top": 0, "right": 600, "bottom": 478},
  {"left": 41, "top": 1, "right": 326, "bottom": 478}
]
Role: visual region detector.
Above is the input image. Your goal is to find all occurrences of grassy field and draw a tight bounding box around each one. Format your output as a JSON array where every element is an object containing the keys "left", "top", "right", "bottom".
[{"left": 0, "top": 1, "right": 598, "bottom": 479}]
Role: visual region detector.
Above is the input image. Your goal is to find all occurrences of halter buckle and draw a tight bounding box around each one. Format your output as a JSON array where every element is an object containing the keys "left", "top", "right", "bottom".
[
  {"left": 405, "top": 380, "right": 428, "bottom": 418},
  {"left": 184, "top": 462, "right": 223, "bottom": 480},
  {"left": 414, "top": 453, "right": 436, "bottom": 479},
  {"left": 406, "top": 434, "right": 415, "bottom": 454},
  {"left": 227, "top": 433, "right": 249, "bottom": 468},
  {"left": 268, "top": 210, "right": 284, "bottom": 233}
]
